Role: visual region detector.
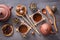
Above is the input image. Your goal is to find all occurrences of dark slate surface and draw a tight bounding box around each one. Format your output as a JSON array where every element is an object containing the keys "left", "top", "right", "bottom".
[{"left": 0, "top": 0, "right": 60, "bottom": 40}]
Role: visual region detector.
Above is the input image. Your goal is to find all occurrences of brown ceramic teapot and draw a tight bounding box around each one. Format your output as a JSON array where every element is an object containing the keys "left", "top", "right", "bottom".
[
  {"left": 40, "top": 23, "right": 55, "bottom": 36},
  {"left": 0, "top": 4, "right": 12, "bottom": 21}
]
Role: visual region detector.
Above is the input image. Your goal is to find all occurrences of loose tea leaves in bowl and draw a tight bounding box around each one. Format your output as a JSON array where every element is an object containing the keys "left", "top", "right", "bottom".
[
  {"left": 2, "top": 24, "right": 13, "bottom": 36},
  {"left": 33, "top": 13, "right": 42, "bottom": 22},
  {"left": 18, "top": 24, "right": 28, "bottom": 33}
]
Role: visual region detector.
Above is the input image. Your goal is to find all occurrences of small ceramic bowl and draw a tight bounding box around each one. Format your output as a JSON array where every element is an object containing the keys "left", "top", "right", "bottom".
[
  {"left": 16, "top": 21, "right": 31, "bottom": 37},
  {"left": 30, "top": 11, "right": 45, "bottom": 25},
  {"left": 2, "top": 24, "right": 14, "bottom": 36}
]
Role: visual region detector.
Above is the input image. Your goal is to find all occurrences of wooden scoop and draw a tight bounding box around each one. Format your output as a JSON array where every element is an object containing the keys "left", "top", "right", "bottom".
[{"left": 46, "top": 5, "right": 58, "bottom": 32}]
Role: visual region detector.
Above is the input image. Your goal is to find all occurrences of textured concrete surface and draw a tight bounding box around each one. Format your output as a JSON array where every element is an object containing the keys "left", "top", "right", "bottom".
[{"left": 0, "top": 0, "right": 60, "bottom": 40}]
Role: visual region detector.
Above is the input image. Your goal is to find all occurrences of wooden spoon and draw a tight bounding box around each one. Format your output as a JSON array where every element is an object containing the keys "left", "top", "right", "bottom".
[{"left": 46, "top": 5, "right": 58, "bottom": 32}]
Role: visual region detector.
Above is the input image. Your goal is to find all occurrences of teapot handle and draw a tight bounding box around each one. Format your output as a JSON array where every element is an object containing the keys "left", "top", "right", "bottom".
[{"left": 50, "top": 31, "right": 56, "bottom": 34}]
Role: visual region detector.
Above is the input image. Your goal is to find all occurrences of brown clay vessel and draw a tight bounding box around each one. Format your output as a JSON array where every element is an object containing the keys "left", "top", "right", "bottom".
[
  {"left": 40, "top": 23, "right": 55, "bottom": 36},
  {"left": 0, "top": 4, "right": 12, "bottom": 21}
]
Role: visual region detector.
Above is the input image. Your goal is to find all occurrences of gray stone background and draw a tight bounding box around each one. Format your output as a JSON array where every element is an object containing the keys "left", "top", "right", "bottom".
[{"left": 0, "top": 0, "right": 60, "bottom": 40}]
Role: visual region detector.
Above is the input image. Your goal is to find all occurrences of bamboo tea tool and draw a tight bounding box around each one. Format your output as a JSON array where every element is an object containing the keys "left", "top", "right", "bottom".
[
  {"left": 16, "top": 4, "right": 40, "bottom": 35},
  {"left": 46, "top": 5, "right": 58, "bottom": 32}
]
